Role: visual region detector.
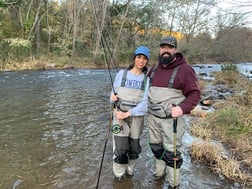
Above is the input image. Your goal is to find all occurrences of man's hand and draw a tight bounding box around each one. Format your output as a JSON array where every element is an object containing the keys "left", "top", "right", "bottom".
[{"left": 171, "top": 105, "right": 183, "bottom": 118}]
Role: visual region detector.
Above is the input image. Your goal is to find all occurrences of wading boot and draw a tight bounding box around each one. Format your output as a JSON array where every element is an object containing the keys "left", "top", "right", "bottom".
[
  {"left": 166, "top": 166, "right": 180, "bottom": 189},
  {"left": 153, "top": 159, "right": 166, "bottom": 180},
  {"left": 127, "top": 159, "right": 137, "bottom": 176},
  {"left": 168, "top": 185, "right": 179, "bottom": 189},
  {"left": 113, "top": 161, "right": 126, "bottom": 179}
]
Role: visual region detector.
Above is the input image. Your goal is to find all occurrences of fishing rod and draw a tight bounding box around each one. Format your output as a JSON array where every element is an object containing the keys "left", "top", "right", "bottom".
[
  {"left": 101, "top": 38, "right": 126, "bottom": 135},
  {"left": 95, "top": 104, "right": 114, "bottom": 189},
  {"left": 95, "top": 41, "right": 117, "bottom": 189},
  {"left": 95, "top": 36, "right": 117, "bottom": 189},
  {"left": 92, "top": 5, "right": 119, "bottom": 189},
  {"left": 92, "top": 0, "right": 133, "bottom": 187}
]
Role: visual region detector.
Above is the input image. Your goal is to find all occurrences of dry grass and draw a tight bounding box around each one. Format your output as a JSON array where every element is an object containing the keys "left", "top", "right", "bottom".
[
  {"left": 198, "top": 78, "right": 208, "bottom": 91},
  {"left": 191, "top": 140, "right": 223, "bottom": 166},
  {"left": 0, "top": 56, "right": 101, "bottom": 71},
  {"left": 190, "top": 120, "right": 212, "bottom": 139},
  {"left": 190, "top": 135, "right": 252, "bottom": 186}
]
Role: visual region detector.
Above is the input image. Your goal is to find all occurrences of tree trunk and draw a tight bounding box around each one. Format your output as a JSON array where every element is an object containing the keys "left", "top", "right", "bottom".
[{"left": 71, "top": 0, "right": 77, "bottom": 63}]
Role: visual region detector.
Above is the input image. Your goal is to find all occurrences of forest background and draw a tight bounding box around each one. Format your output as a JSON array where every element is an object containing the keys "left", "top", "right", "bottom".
[
  {"left": 0, "top": 0, "right": 252, "bottom": 71},
  {"left": 1, "top": 0, "right": 252, "bottom": 186}
]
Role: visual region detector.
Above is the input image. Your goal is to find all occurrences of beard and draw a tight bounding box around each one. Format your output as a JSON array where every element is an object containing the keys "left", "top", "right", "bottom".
[{"left": 159, "top": 52, "right": 175, "bottom": 65}]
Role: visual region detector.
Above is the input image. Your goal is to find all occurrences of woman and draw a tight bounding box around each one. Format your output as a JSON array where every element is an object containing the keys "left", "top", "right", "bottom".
[{"left": 110, "top": 46, "right": 150, "bottom": 178}]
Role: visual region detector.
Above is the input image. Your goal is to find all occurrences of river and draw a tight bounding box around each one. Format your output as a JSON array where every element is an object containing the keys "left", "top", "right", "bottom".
[{"left": 0, "top": 64, "right": 251, "bottom": 189}]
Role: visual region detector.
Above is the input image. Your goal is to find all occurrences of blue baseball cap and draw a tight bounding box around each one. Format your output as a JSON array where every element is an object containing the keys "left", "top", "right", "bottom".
[{"left": 134, "top": 46, "right": 150, "bottom": 60}]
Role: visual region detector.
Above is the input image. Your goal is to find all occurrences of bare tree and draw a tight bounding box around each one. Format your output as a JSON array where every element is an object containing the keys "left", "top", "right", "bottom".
[
  {"left": 213, "top": 0, "right": 252, "bottom": 30},
  {"left": 177, "top": 0, "right": 216, "bottom": 43},
  {"left": 111, "top": 0, "right": 131, "bottom": 62}
]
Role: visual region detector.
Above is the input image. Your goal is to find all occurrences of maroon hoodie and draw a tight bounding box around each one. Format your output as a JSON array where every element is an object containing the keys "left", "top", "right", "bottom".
[{"left": 148, "top": 52, "right": 201, "bottom": 114}]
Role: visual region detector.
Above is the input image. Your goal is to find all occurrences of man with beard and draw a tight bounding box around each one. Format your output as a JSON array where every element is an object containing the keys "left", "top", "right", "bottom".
[{"left": 147, "top": 36, "right": 200, "bottom": 188}]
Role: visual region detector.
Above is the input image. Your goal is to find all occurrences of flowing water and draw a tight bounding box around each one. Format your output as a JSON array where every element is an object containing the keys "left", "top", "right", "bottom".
[{"left": 0, "top": 66, "right": 250, "bottom": 189}]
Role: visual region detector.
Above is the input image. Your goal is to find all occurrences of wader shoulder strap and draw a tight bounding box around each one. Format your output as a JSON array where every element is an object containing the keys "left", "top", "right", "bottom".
[
  {"left": 141, "top": 74, "right": 147, "bottom": 90},
  {"left": 149, "top": 64, "right": 180, "bottom": 88},
  {"left": 168, "top": 65, "right": 180, "bottom": 88},
  {"left": 149, "top": 64, "right": 158, "bottom": 85},
  {"left": 121, "top": 70, "right": 127, "bottom": 87}
]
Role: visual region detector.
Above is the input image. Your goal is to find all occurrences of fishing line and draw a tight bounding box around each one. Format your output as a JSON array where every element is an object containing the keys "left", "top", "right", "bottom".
[{"left": 101, "top": 34, "right": 118, "bottom": 94}]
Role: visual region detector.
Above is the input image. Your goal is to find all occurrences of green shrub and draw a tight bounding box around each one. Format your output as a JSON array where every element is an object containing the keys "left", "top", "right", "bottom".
[
  {"left": 221, "top": 64, "right": 238, "bottom": 72},
  {"left": 214, "top": 107, "right": 251, "bottom": 137}
]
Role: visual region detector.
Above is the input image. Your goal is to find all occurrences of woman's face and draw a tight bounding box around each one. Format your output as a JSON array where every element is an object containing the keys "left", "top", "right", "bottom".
[{"left": 134, "top": 54, "right": 148, "bottom": 69}]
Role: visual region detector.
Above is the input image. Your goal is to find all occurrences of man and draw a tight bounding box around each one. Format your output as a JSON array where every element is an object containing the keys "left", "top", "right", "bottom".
[{"left": 147, "top": 36, "right": 200, "bottom": 188}]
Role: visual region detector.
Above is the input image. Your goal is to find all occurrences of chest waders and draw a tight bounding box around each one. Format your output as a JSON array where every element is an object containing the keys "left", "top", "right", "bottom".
[
  {"left": 148, "top": 65, "right": 185, "bottom": 187},
  {"left": 112, "top": 70, "right": 147, "bottom": 134},
  {"left": 112, "top": 70, "right": 147, "bottom": 178}
]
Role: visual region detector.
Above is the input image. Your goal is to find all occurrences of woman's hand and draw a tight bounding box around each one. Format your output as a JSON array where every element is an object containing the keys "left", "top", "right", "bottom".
[
  {"left": 115, "top": 110, "right": 131, "bottom": 120},
  {"left": 111, "top": 93, "right": 119, "bottom": 102}
]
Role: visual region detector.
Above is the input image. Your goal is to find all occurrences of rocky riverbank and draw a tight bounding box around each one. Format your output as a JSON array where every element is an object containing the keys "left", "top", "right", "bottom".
[{"left": 189, "top": 69, "right": 252, "bottom": 188}]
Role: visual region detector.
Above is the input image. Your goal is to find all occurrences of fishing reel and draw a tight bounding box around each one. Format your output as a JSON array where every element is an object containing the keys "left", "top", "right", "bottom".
[{"left": 111, "top": 124, "right": 123, "bottom": 134}]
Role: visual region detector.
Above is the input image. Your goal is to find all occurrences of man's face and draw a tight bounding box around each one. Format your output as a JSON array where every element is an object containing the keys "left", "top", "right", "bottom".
[
  {"left": 159, "top": 44, "right": 176, "bottom": 57},
  {"left": 159, "top": 44, "right": 176, "bottom": 65}
]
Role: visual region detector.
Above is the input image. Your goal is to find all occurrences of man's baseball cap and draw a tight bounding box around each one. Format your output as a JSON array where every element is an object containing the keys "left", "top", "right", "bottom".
[{"left": 159, "top": 36, "right": 177, "bottom": 48}]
